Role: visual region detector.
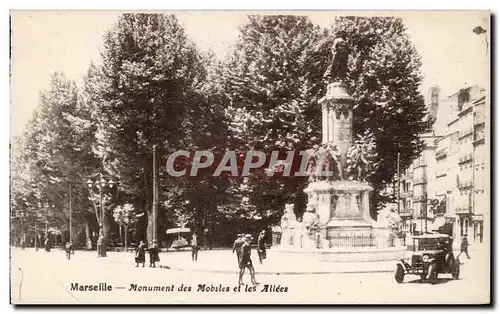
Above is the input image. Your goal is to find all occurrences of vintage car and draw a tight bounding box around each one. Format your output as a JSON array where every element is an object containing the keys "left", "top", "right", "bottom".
[{"left": 394, "top": 233, "right": 460, "bottom": 284}]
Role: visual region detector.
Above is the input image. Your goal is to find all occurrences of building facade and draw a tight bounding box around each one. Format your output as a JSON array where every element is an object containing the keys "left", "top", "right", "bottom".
[{"left": 398, "top": 85, "right": 488, "bottom": 245}]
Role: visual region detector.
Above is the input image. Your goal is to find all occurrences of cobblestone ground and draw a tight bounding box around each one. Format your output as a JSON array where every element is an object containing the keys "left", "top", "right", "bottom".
[{"left": 10, "top": 244, "right": 489, "bottom": 304}]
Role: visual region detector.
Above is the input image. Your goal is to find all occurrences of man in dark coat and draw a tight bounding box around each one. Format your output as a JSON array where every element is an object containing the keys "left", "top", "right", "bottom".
[
  {"left": 148, "top": 240, "right": 160, "bottom": 268},
  {"left": 257, "top": 230, "right": 267, "bottom": 264},
  {"left": 238, "top": 234, "right": 258, "bottom": 286},
  {"left": 135, "top": 240, "right": 146, "bottom": 267},
  {"left": 65, "top": 241, "right": 74, "bottom": 260},
  {"left": 191, "top": 233, "right": 199, "bottom": 262},
  {"left": 457, "top": 234, "right": 471, "bottom": 261},
  {"left": 232, "top": 234, "right": 244, "bottom": 264}
]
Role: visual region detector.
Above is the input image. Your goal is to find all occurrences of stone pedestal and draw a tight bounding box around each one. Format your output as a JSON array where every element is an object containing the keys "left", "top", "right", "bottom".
[
  {"left": 305, "top": 180, "right": 376, "bottom": 247},
  {"left": 319, "top": 82, "right": 354, "bottom": 167}
]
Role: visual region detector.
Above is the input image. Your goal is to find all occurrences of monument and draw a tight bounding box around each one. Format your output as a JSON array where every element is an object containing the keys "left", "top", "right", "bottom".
[{"left": 277, "top": 35, "right": 406, "bottom": 261}]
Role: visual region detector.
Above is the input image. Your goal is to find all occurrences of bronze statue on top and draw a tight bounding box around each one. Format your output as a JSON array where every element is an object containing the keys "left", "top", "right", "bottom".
[{"left": 323, "top": 35, "right": 350, "bottom": 83}]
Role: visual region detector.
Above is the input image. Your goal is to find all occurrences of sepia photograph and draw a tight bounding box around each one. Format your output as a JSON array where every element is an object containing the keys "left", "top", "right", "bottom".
[{"left": 9, "top": 10, "right": 490, "bottom": 304}]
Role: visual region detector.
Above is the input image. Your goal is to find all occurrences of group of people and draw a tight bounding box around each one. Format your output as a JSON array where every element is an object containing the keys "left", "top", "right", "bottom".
[
  {"left": 232, "top": 230, "right": 267, "bottom": 286},
  {"left": 134, "top": 233, "right": 200, "bottom": 267},
  {"left": 134, "top": 240, "right": 161, "bottom": 267}
]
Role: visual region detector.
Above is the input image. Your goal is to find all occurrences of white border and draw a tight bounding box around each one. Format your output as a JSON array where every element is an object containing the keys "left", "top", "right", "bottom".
[{"left": 2, "top": 0, "right": 498, "bottom": 312}]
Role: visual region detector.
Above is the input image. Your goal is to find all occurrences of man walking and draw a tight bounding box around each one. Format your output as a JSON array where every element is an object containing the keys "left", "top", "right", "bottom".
[
  {"left": 65, "top": 241, "right": 74, "bottom": 260},
  {"left": 457, "top": 234, "right": 471, "bottom": 261},
  {"left": 191, "top": 233, "right": 199, "bottom": 262},
  {"left": 232, "top": 234, "right": 244, "bottom": 263},
  {"left": 257, "top": 230, "right": 267, "bottom": 264},
  {"left": 238, "top": 234, "right": 259, "bottom": 286}
]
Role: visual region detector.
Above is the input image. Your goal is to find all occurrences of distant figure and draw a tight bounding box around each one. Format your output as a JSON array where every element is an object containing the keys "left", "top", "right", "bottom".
[
  {"left": 44, "top": 238, "right": 51, "bottom": 252},
  {"left": 238, "top": 234, "right": 259, "bottom": 286},
  {"left": 97, "top": 236, "right": 103, "bottom": 257},
  {"left": 191, "top": 233, "right": 199, "bottom": 262},
  {"left": 20, "top": 239, "right": 25, "bottom": 250},
  {"left": 65, "top": 241, "right": 74, "bottom": 260},
  {"left": 148, "top": 240, "right": 160, "bottom": 268},
  {"left": 135, "top": 240, "right": 146, "bottom": 267},
  {"left": 257, "top": 230, "right": 267, "bottom": 264},
  {"left": 232, "top": 234, "right": 244, "bottom": 264},
  {"left": 457, "top": 235, "right": 471, "bottom": 261},
  {"left": 86, "top": 238, "right": 93, "bottom": 251}
]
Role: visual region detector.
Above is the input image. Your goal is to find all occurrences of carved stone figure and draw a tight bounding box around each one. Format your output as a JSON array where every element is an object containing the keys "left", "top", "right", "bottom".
[
  {"left": 302, "top": 205, "right": 320, "bottom": 233},
  {"left": 346, "top": 131, "right": 377, "bottom": 182},
  {"left": 281, "top": 204, "right": 298, "bottom": 229},
  {"left": 323, "top": 35, "right": 350, "bottom": 83},
  {"left": 306, "top": 146, "right": 320, "bottom": 182},
  {"left": 326, "top": 143, "right": 343, "bottom": 180},
  {"left": 346, "top": 144, "right": 361, "bottom": 181}
]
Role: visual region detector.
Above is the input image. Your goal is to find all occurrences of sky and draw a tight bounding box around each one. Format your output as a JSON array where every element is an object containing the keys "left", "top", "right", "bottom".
[{"left": 9, "top": 10, "right": 490, "bottom": 138}]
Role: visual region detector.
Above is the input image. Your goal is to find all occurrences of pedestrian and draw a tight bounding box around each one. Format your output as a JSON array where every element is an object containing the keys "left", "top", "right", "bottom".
[
  {"left": 44, "top": 238, "right": 51, "bottom": 252},
  {"left": 257, "top": 230, "right": 267, "bottom": 264},
  {"left": 148, "top": 240, "right": 160, "bottom": 268},
  {"left": 232, "top": 233, "right": 244, "bottom": 264},
  {"left": 191, "top": 233, "right": 199, "bottom": 262},
  {"left": 64, "top": 241, "right": 74, "bottom": 260},
  {"left": 238, "top": 234, "right": 259, "bottom": 286},
  {"left": 457, "top": 234, "right": 471, "bottom": 261},
  {"left": 97, "top": 236, "right": 102, "bottom": 257},
  {"left": 135, "top": 240, "right": 146, "bottom": 267}
]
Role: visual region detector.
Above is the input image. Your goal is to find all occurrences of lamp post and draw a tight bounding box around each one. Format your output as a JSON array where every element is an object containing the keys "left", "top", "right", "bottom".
[
  {"left": 86, "top": 174, "right": 117, "bottom": 258},
  {"left": 69, "top": 182, "right": 72, "bottom": 245}
]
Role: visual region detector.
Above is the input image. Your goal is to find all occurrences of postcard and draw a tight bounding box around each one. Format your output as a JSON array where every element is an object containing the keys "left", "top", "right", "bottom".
[{"left": 9, "top": 10, "right": 490, "bottom": 304}]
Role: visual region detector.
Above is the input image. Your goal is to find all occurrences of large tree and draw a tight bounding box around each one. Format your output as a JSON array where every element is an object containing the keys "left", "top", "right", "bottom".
[
  {"left": 87, "top": 13, "right": 230, "bottom": 244},
  {"left": 13, "top": 72, "right": 99, "bottom": 246}
]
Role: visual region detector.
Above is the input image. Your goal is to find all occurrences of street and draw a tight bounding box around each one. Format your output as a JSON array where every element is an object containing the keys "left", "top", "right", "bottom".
[{"left": 10, "top": 246, "right": 489, "bottom": 304}]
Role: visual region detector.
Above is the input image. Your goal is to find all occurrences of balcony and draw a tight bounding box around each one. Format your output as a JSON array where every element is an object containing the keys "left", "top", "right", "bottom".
[
  {"left": 457, "top": 179, "right": 473, "bottom": 189},
  {"left": 413, "top": 195, "right": 425, "bottom": 202},
  {"left": 435, "top": 148, "right": 448, "bottom": 160},
  {"left": 474, "top": 112, "right": 485, "bottom": 125},
  {"left": 474, "top": 131, "right": 485, "bottom": 146},
  {"left": 400, "top": 191, "right": 413, "bottom": 198},
  {"left": 458, "top": 153, "right": 473, "bottom": 164},
  {"left": 413, "top": 177, "right": 427, "bottom": 185},
  {"left": 455, "top": 206, "right": 471, "bottom": 214},
  {"left": 459, "top": 128, "right": 474, "bottom": 140},
  {"left": 436, "top": 171, "right": 447, "bottom": 178}
]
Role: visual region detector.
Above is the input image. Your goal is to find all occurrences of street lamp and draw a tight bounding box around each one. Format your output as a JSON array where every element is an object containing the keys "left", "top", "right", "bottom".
[{"left": 86, "top": 175, "right": 118, "bottom": 258}]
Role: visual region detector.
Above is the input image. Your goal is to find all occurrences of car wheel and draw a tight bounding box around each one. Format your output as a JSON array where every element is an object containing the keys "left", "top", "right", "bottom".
[
  {"left": 395, "top": 265, "right": 405, "bottom": 283},
  {"left": 452, "top": 262, "right": 460, "bottom": 279}
]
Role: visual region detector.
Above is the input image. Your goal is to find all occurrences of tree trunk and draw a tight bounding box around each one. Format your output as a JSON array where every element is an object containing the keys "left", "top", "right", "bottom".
[
  {"left": 85, "top": 222, "right": 92, "bottom": 250},
  {"left": 99, "top": 211, "right": 111, "bottom": 257},
  {"left": 147, "top": 208, "right": 155, "bottom": 245},
  {"left": 124, "top": 225, "right": 128, "bottom": 252}
]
